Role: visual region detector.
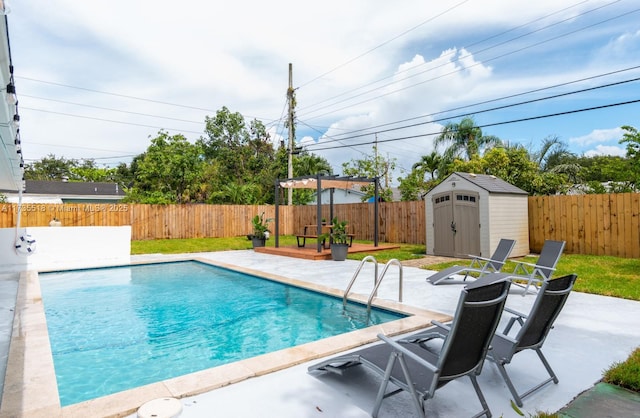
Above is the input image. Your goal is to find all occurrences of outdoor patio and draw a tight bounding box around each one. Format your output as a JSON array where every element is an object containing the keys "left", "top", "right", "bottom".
[
  {"left": 115, "top": 250, "right": 640, "bottom": 418},
  {"left": 255, "top": 242, "right": 400, "bottom": 260}
]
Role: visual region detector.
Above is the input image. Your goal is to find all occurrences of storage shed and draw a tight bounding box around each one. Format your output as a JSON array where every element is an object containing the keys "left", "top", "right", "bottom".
[{"left": 425, "top": 172, "right": 529, "bottom": 258}]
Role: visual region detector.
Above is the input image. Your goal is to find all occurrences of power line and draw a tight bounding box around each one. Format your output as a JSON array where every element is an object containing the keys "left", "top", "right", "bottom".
[
  {"left": 304, "top": 72, "right": 640, "bottom": 148},
  {"left": 299, "top": 3, "right": 639, "bottom": 121},
  {"left": 298, "top": 0, "right": 596, "bottom": 114},
  {"left": 297, "top": 0, "right": 471, "bottom": 89},
  {"left": 21, "top": 107, "right": 205, "bottom": 135},
  {"left": 20, "top": 94, "right": 205, "bottom": 124},
  {"left": 307, "top": 99, "right": 640, "bottom": 152},
  {"left": 16, "top": 76, "right": 219, "bottom": 112}
]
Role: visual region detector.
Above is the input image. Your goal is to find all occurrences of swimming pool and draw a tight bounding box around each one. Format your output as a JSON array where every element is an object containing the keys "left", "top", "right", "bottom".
[{"left": 40, "top": 261, "right": 405, "bottom": 406}]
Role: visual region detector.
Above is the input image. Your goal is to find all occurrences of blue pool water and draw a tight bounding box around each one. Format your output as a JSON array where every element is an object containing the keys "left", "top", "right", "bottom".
[{"left": 40, "top": 261, "right": 404, "bottom": 406}]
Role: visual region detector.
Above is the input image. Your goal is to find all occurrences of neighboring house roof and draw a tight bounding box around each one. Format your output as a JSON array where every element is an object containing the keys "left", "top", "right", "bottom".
[
  {"left": 25, "top": 180, "right": 125, "bottom": 196},
  {"left": 448, "top": 172, "right": 528, "bottom": 195},
  {"left": 1, "top": 180, "right": 125, "bottom": 203}
]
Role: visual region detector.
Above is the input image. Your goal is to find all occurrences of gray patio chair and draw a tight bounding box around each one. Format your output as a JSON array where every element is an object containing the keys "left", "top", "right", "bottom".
[
  {"left": 503, "top": 239, "right": 565, "bottom": 294},
  {"left": 308, "top": 279, "right": 511, "bottom": 418},
  {"left": 426, "top": 238, "right": 516, "bottom": 285},
  {"left": 487, "top": 273, "right": 578, "bottom": 407}
]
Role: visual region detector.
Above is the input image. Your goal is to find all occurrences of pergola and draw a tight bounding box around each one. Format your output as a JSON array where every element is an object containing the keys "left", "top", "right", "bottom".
[{"left": 274, "top": 174, "right": 380, "bottom": 252}]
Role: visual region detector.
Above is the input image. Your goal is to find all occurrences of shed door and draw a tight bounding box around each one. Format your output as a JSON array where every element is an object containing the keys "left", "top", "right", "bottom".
[
  {"left": 433, "top": 193, "right": 455, "bottom": 256},
  {"left": 432, "top": 191, "right": 480, "bottom": 258}
]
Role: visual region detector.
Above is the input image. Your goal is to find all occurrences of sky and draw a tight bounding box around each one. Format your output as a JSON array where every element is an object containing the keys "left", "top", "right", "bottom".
[{"left": 7, "top": 0, "right": 640, "bottom": 184}]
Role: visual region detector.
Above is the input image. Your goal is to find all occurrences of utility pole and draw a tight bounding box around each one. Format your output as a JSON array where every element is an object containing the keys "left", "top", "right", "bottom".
[{"left": 287, "top": 63, "right": 294, "bottom": 205}]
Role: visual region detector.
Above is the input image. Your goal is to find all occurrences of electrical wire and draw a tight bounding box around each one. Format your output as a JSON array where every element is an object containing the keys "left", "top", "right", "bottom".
[
  {"left": 308, "top": 98, "right": 640, "bottom": 152},
  {"left": 298, "top": 0, "right": 599, "bottom": 114},
  {"left": 300, "top": 6, "right": 640, "bottom": 121},
  {"left": 20, "top": 107, "right": 205, "bottom": 135},
  {"left": 303, "top": 72, "right": 640, "bottom": 148}
]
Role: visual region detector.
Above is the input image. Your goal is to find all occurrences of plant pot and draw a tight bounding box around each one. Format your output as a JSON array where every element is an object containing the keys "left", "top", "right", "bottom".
[
  {"left": 330, "top": 243, "right": 349, "bottom": 261},
  {"left": 251, "top": 237, "right": 266, "bottom": 248}
]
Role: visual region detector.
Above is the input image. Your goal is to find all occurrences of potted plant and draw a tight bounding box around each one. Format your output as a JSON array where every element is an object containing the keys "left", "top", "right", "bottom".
[
  {"left": 329, "top": 217, "right": 349, "bottom": 261},
  {"left": 247, "top": 212, "right": 272, "bottom": 248}
]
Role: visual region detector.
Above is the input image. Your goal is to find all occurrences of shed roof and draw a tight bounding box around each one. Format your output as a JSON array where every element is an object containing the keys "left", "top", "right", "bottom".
[{"left": 448, "top": 172, "right": 528, "bottom": 195}]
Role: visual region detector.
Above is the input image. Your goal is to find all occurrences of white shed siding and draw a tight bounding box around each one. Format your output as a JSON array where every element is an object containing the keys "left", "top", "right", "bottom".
[
  {"left": 477, "top": 189, "right": 491, "bottom": 257},
  {"left": 486, "top": 194, "right": 530, "bottom": 257}
]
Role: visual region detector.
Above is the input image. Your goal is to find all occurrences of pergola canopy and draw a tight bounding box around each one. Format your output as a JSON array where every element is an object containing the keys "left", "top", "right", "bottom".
[
  {"left": 274, "top": 174, "right": 380, "bottom": 252},
  {"left": 278, "top": 175, "right": 374, "bottom": 190}
]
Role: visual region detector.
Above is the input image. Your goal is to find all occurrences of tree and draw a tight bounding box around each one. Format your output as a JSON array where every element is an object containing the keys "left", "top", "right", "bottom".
[
  {"left": 129, "top": 131, "right": 204, "bottom": 203},
  {"left": 620, "top": 125, "right": 640, "bottom": 187},
  {"left": 341, "top": 145, "right": 396, "bottom": 201},
  {"left": 435, "top": 117, "right": 501, "bottom": 161},
  {"left": 450, "top": 145, "right": 572, "bottom": 195},
  {"left": 531, "top": 135, "right": 575, "bottom": 170},
  {"left": 397, "top": 151, "right": 442, "bottom": 201},
  {"left": 412, "top": 151, "right": 441, "bottom": 181},
  {"left": 25, "top": 154, "right": 77, "bottom": 180},
  {"left": 69, "top": 159, "right": 118, "bottom": 183},
  {"left": 198, "top": 107, "right": 279, "bottom": 204}
]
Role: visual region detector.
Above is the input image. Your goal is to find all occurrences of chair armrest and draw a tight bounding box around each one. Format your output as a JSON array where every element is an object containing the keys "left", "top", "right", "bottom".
[
  {"left": 377, "top": 334, "right": 439, "bottom": 373},
  {"left": 502, "top": 307, "right": 527, "bottom": 334},
  {"left": 504, "top": 306, "right": 527, "bottom": 319},
  {"left": 469, "top": 255, "right": 493, "bottom": 263},
  {"left": 514, "top": 260, "right": 538, "bottom": 269},
  {"left": 430, "top": 320, "right": 451, "bottom": 332}
]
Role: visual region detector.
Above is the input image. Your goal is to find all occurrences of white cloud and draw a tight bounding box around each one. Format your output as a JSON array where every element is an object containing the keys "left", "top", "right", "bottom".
[
  {"left": 584, "top": 145, "right": 626, "bottom": 158},
  {"left": 9, "top": 0, "right": 640, "bottom": 180},
  {"left": 569, "top": 127, "right": 623, "bottom": 146}
]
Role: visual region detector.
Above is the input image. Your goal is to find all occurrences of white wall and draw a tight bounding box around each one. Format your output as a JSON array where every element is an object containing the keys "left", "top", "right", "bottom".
[
  {"left": 310, "top": 188, "right": 366, "bottom": 205},
  {"left": 0, "top": 226, "right": 131, "bottom": 272},
  {"left": 486, "top": 195, "right": 530, "bottom": 257}
]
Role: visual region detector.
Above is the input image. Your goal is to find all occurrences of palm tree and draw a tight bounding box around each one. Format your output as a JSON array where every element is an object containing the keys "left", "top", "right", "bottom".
[
  {"left": 435, "top": 117, "right": 501, "bottom": 160},
  {"left": 294, "top": 153, "right": 333, "bottom": 177},
  {"left": 533, "top": 136, "right": 575, "bottom": 171},
  {"left": 412, "top": 151, "right": 441, "bottom": 180}
]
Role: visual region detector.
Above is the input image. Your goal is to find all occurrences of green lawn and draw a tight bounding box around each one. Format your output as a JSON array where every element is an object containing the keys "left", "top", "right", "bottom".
[{"left": 131, "top": 237, "right": 640, "bottom": 301}]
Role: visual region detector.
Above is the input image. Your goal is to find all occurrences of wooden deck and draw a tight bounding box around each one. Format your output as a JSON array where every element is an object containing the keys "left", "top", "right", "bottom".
[{"left": 254, "top": 242, "right": 400, "bottom": 260}]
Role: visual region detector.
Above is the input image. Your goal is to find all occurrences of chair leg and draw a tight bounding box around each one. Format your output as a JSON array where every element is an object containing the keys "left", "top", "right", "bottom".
[
  {"left": 372, "top": 352, "right": 425, "bottom": 418},
  {"left": 494, "top": 361, "right": 524, "bottom": 407},
  {"left": 494, "top": 350, "right": 559, "bottom": 408},
  {"left": 536, "top": 348, "right": 559, "bottom": 385},
  {"left": 469, "top": 374, "right": 492, "bottom": 418}
]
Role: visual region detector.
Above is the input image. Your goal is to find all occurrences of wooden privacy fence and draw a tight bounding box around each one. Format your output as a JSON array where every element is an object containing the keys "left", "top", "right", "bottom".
[
  {"left": 528, "top": 193, "right": 640, "bottom": 258},
  {"left": 1, "top": 193, "right": 639, "bottom": 257}
]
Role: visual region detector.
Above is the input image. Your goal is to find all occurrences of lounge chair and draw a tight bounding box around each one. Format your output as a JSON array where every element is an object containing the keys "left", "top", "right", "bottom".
[
  {"left": 308, "top": 279, "right": 511, "bottom": 418},
  {"left": 426, "top": 238, "right": 516, "bottom": 285},
  {"left": 496, "top": 239, "right": 565, "bottom": 294},
  {"left": 487, "top": 273, "right": 578, "bottom": 407}
]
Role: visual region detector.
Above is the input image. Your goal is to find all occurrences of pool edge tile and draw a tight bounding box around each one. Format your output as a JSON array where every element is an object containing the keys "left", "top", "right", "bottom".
[{"left": 0, "top": 270, "right": 62, "bottom": 418}]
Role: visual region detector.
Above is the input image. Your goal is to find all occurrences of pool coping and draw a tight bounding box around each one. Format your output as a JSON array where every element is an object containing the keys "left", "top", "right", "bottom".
[{"left": 0, "top": 257, "right": 452, "bottom": 418}]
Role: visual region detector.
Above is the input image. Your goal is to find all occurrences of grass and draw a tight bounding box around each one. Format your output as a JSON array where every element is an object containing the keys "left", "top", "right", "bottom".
[
  {"left": 603, "top": 347, "right": 640, "bottom": 392},
  {"left": 419, "top": 253, "right": 640, "bottom": 301}
]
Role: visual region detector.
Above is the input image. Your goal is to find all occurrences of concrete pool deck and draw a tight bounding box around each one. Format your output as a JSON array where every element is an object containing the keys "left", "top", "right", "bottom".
[{"left": 1, "top": 250, "right": 639, "bottom": 417}]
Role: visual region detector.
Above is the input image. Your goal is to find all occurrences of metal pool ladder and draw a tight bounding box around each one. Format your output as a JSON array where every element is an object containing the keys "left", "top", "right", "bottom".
[{"left": 343, "top": 256, "right": 403, "bottom": 311}]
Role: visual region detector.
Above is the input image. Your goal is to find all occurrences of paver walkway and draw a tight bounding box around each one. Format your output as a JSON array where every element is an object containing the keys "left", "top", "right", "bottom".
[{"left": 559, "top": 382, "right": 640, "bottom": 418}]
